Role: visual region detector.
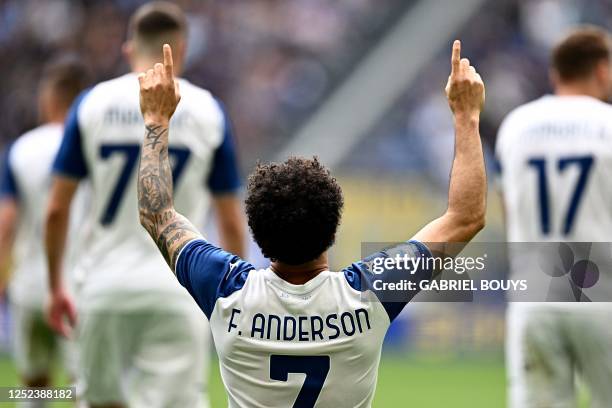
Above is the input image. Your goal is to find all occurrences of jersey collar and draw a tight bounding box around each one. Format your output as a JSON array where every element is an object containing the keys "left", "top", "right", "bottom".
[{"left": 263, "top": 268, "right": 330, "bottom": 295}]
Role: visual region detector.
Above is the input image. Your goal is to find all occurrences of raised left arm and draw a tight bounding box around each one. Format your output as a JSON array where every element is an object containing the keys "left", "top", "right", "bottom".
[{"left": 137, "top": 44, "right": 202, "bottom": 272}]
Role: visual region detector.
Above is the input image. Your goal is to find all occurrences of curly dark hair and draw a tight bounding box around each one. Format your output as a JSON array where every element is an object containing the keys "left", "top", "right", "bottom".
[{"left": 245, "top": 156, "right": 344, "bottom": 265}]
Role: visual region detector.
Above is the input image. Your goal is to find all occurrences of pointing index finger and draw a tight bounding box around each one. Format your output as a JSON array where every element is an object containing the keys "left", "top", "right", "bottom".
[
  {"left": 451, "top": 40, "right": 461, "bottom": 75},
  {"left": 163, "top": 44, "right": 174, "bottom": 77}
]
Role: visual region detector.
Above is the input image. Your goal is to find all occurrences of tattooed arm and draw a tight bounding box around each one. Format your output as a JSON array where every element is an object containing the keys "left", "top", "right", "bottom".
[{"left": 137, "top": 44, "right": 202, "bottom": 272}]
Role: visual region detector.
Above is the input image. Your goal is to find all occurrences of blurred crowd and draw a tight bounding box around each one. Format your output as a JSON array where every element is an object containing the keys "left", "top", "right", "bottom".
[
  {"left": 347, "top": 0, "right": 612, "bottom": 188},
  {"left": 1, "top": 0, "right": 612, "bottom": 177},
  {"left": 0, "top": 0, "right": 406, "bottom": 168}
]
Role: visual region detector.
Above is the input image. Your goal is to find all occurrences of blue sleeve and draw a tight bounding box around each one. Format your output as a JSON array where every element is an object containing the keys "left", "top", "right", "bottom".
[
  {"left": 493, "top": 154, "right": 502, "bottom": 175},
  {"left": 176, "top": 239, "right": 254, "bottom": 319},
  {"left": 343, "top": 240, "right": 433, "bottom": 323},
  {"left": 52, "top": 90, "right": 90, "bottom": 179},
  {"left": 206, "top": 99, "right": 241, "bottom": 194},
  {"left": 0, "top": 144, "right": 18, "bottom": 200}
]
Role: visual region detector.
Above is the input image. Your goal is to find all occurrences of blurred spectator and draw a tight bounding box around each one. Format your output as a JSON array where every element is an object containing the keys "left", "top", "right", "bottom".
[
  {"left": 344, "top": 0, "right": 612, "bottom": 182},
  {"left": 2, "top": 0, "right": 610, "bottom": 175},
  {"left": 0, "top": 0, "right": 405, "bottom": 169}
]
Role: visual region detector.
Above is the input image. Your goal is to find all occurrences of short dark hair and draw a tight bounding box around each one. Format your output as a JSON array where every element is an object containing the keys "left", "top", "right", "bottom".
[
  {"left": 41, "top": 56, "right": 90, "bottom": 110},
  {"left": 245, "top": 157, "right": 344, "bottom": 265},
  {"left": 552, "top": 26, "right": 610, "bottom": 81},
  {"left": 128, "top": 1, "right": 186, "bottom": 50}
]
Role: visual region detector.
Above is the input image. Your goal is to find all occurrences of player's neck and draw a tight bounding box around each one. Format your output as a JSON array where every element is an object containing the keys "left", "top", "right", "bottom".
[
  {"left": 270, "top": 254, "right": 329, "bottom": 285},
  {"left": 131, "top": 59, "right": 182, "bottom": 76},
  {"left": 42, "top": 113, "right": 66, "bottom": 125},
  {"left": 40, "top": 99, "right": 67, "bottom": 124},
  {"left": 132, "top": 60, "right": 157, "bottom": 74},
  {"left": 555, "top": 81, "right": 605, "bottom": 101}
]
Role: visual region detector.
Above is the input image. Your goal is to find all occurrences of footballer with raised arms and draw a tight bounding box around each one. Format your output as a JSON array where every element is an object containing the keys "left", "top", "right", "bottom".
[{"left": 137, "top": 41, "right": 486, "bottom": 408}]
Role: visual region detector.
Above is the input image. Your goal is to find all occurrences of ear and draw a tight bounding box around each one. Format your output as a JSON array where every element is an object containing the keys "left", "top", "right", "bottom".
[
  {"left": 165, "top": 38, "right": 187, "bottom": 77},
  {"left": 38, "top": 84, "right": 51, "bottom": 123},
  {"left": 595, "top": 59, "right": 610, "bottom": 84},
  {"left": 549, "top": 68, "right": 560, "bottom": 90},
  {"left": 174, "top": 38, "right": 188, "bottom": 72},
  {"left": 122, "top": 41, "right": 134, "bottom": 65}
]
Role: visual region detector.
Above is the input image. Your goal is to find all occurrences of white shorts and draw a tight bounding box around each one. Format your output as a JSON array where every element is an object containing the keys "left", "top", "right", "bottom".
[
  {"left": 78, "top": 304, "right": 210, "bottom": 408},
  {"left": 506, "top": 304, "right": 612, "bottom": 408},
  {"left": 11, "top": 302, "right": 78, "bottom": 381}
]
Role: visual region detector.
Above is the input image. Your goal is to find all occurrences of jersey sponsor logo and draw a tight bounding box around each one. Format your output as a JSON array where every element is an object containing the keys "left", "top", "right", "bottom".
[{"left": 227, "top": 308, "right": 372, "bottom": 341}]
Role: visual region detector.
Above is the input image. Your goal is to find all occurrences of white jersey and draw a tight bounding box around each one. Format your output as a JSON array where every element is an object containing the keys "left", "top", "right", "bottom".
[
  {"left": 175, "top": 239, "right": 432, "bottom": 408},
  {"left": 497, "top": 95, "right": 612, "bottom": 302},
  {"left": 498, "top": 95, "right": 612, "bottom": 407},
  {"left": 0, "top": 124, "right": 88, "bottom": 308},
  {"left": 497, "top": 95, "right": 612, "bottom": 242},
  {"left": 52, "top": 73, "right": 241, "bottom": 311}
]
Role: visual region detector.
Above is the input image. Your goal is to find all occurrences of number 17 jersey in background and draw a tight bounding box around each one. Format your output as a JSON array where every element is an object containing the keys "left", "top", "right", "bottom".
[
  {"left": 497, "top": 94, "right": 612, "bottom": 408},
  {"left": 53, "top": 73, "right": 241, "bottom": 311},
  {"left": 496, "top": 95, "right": 612, "bottom": 242}
]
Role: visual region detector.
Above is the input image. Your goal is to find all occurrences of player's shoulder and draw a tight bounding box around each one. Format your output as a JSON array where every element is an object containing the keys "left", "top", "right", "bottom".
[
  {"left": 15, "top": 123, "right": 62, "bottom": 144},
  {"left": 496, "top": 96, "right": 554, "bottom": 154},
  {"left": 507, "top": 94, "right": 612, "bottom": 118},
  {"left": 10, "top": 124, "right": 63, "bottom": 161},
  {"left": 581, "top": 96, "right": 612, "bottom": 117},
  {"left": 176, "top": 79, "right": 224, "bottom": 121},
  {"left": 177, "top": 78, "right": 214, "bottom": 101},
  {"left": 78, "top": 75, "right": 223, "bottom": 126},
  {"left": 88, "top": 73, "right": 138, "bottom": 96},
  {"left": 500, "top": 96, "right": 551, "bottom": 128},
  {"left": 75, "top": 74, "right": 139, "bottom": 116},
  {"left": 500, "top": 95, "right": 612, "bottom": 135}
]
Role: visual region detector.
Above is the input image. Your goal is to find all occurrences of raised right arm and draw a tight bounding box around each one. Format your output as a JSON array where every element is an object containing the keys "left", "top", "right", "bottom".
[
  {"left": 412, "top": 41, "right": 486, "bottom": 255},
  {"left": 137, "top": 44, "right": 203, "bottom": 273}
]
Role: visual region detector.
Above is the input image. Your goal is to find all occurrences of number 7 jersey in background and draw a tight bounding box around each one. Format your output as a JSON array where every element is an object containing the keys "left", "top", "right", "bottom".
[{"left": 52, "top": 73, "right": 241, "bottom": 310}]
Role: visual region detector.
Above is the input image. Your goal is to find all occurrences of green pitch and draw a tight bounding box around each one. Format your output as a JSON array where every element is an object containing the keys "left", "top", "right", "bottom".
[
  {"left": 0, "top": 355, "right": 506, "bottom": 407},
  {"left": 370, "top": 357, "right": 506, "bottom": 407}
]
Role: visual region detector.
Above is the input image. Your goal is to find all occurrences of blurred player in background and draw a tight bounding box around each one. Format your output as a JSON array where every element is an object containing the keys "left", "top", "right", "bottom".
[
  {"left": 135, "top": 41, "right": 485, "bottom": 407},
  {"left": 0, "top": 58, "right": 89, "bottom": 404},
  {"left": 44, "top": 2, "right": 245, "bottom": 407},
  {"left": 497, "top": 27, "right": 612, "bottom": 408}
]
